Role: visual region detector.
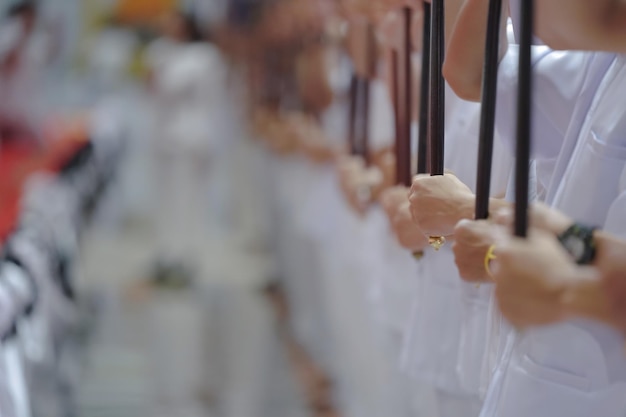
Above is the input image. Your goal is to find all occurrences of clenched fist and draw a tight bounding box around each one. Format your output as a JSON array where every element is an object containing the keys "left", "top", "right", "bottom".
[
  {"left": 494, "top": 229, "right": 602, "bottom": 329},
  {"left": 408, "top": 173, "right": 475, "bottom": 237},
  {"left": 380, "top": 186, "right": 428, "bottom": 251},
  {"left": 338, "top": 155, "right": 383, "bottom": 216},
  {"left": 452, "top": 219, "right": 500, "bottom": 283}
]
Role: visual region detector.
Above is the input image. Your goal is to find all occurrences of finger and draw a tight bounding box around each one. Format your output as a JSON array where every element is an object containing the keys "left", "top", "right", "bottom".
[
  {"left": 492, "top": 207, "right": 514, "bottom": 226},
  {"left": 411, "top": 173, "right": 430, "bottom": 182},
  {"left": 454, "top": 218, "right": 492, "bottom": 240},
  {"left": 453, "top": 219, "right": 474, "bottom": 240}
]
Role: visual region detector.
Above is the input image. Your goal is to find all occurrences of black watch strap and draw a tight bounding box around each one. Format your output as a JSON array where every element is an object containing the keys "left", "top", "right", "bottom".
[{"left": 557, "top": 223, "right": 597, "bottom": 265}]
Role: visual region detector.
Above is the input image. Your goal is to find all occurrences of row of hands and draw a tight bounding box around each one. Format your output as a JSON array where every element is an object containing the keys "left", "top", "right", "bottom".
[{"left": 254, "top": 110, "right": 626, "bottom": 334}]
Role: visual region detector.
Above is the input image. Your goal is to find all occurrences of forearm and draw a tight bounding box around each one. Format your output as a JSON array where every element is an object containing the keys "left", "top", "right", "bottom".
[
  {"left": 596, "top": 1, "right": 626, "bottom": 53},
  {"left": 538, "top": 0, "right": 626, "bottom": 54},
  {"left": 561, "top": 229, "right": 626, "bottom": 331},
  {"left": 444, "top": 0, "right": 469, "bottom": 48},
  {"left": 443, "top": 0, "right": 509, "bottom": 101},
  {"left": 562, "top": 274, "right": 620, "bottom": 330}
]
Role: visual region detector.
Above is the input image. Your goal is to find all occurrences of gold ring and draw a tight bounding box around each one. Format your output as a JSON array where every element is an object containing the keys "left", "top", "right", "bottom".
[
  {"left": 484, "top": 244, "right": 497, "bottom": 280},
  {"left": 429, "top": 236, "right": 446, "bottom": 251}
]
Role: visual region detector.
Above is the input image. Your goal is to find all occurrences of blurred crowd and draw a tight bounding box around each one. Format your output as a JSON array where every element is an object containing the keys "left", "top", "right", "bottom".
[{"left": 3, "top": 0, "right": 626, "bottom": 417}]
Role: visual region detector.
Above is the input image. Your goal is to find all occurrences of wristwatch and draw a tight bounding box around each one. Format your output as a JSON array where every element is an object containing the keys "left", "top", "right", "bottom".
[{"left": 557, "top": 223, "right": 597, "bottom": 265}]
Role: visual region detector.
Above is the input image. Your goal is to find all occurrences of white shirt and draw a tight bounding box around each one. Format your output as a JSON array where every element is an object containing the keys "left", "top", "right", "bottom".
[
  {"left": 401, "top": 84, "right": 510, "bottom": 398},
  {"left": 480, "top": 38, "right": 623, "bottom": 417},
  {"left": 147, "top": 40, "right": 227, "bottom": 152}
]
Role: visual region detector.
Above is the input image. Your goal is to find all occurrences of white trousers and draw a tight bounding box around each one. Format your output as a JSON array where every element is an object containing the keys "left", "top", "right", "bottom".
[{"left": 153, "top": 145, "right": 211, "bottom": 269}]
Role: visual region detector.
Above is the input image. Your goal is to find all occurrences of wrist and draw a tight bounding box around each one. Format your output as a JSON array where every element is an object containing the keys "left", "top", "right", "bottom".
[
  {"left": 457, "top": 193, "right": 477, "bottom": 224},
  {"left": 561, "top": 270, "right": 616, "bottom": 327},
  {"left": 558, "top": 223, "right": 598, "bottom": 265},
  {"left": 551, "top": 216, "right": 575, "bottom": 236},
  {"left": 592, "top": 230, "right": 617, "bottom": 266}
]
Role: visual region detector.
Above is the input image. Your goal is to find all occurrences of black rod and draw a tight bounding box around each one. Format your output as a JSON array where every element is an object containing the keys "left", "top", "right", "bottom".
[
  {"left": 400, "top": 6, "right": 413, "bottom": 186},
  {"left": 429, "top": 0, "right": 445, "bottom": 176},
  {"left": 417, "top": 1, "right": 431, "bottom": 174},
  {"left": 361, "top": 24, "right": 377, "bottom": 165},
  {"left": 392, "top": 49, "right": 403, "bottom": 184},
  {"left": 514, "top": 0, "right": 533, "bottom": 237},
  {"left": 474, "top": 0, "right": 503, "bottom": 220},
  {"left": 348, "top": 73, "right": 359, "bottom": 155},
  {"left": 361, "top": 77, "right": 371, "bottom": 165}
]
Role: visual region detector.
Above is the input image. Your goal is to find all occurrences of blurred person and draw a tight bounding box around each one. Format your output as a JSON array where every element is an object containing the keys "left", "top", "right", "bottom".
[
  {"left": 439, "top": 0, "right": 626, "bottom": 416},
  {"left": 241, "top": 3, "right": 350, "bottom": 412},
  {"left": 141, "top": 10, "right": 229, "bottom": 416},
  {"left": 0, "top": 0, "right": 59, "bottom": 145},
  {"left": 87, "top": 16, "right": 139, "bottom": 95},
  {"left": 363, "top": 3, "right": 510, "bottom": 417},
  {"left": 144, "top": 10, "right": 225, "bottom": 284},
  {"left": 313, "top": 12, "right": 427, "bottom": 417},
  {"left": 464, "top": 0, "right": 626, "bottom": 338},
  {"left": 300, "top": 4, "right": 456, "bottom": 417},
  {"left": 358, "top": 8, "right": 437, "bottom": 417},
  {"left": 241, "top": 3, "right": 411, "bottom": 416}
]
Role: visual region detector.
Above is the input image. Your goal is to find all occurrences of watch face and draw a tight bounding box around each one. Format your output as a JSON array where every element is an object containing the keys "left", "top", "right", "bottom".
[{"left": 564, "top": 235, "right": 585, "bottom": 261}]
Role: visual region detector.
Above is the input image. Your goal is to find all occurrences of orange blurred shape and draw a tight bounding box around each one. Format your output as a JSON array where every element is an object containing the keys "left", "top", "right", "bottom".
[{"left": 115, "top": 0, "right": 177, "bottom": 24}]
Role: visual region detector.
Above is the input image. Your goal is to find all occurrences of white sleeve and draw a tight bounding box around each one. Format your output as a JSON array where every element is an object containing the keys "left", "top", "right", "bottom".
[{"left": 495, "top": 46, "right": 593, "bottom": 160}]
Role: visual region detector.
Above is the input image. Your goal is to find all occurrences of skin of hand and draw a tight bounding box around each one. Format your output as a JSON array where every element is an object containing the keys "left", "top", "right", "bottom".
[
  {"left": 288, "top": 114, "right": 343, "bottom": 163},
  {"left": 380, "top": 185, "right": 409, "bottom": 218},
  {"left": 337, "top": 155, "right": 378, "bottom": 215},
  {"left": 493, "top": 227, "right": 606, "bottom": 329},
  {"left": 341, "top": 0, "right": 421, "bottom": 25},
  {"left": 263, "top": 113, "right": 309, "bottom": 155},
  {"left": 392, "top": 201, "right": 429, "bottom": 250},
  {"left": 492, "top": 202, "right": 574, "bottom": 236},
  {"left": 252, "top": 109, "right": 294, "bottom": 152},
  {"left": 535, "top": 0, "right": 626, "bottom": 54},
  {"left": 598, "top": 236, "right": 626, "bottom": 333},
  {"left": 344, "top": 19, "right": 379, "bottom": 79},
  {"left": 380, "top": 186, "right": 428, "bottom": 250},
  {"left": 295, "top": 45, "right": 335, "bottom": 115},
  {"left": 452, "top": 219, "right": 500, "bottom": 283},
  {"left": 378, "top": 10, "right": 403, "bottom": 51},
  {"left": 370, "top": 149, "right": 396, "bottom": 200},
  {"left": 590, "top": 232, "right": 626, "bottom": 333},
  {"left": 267, "top": 129, "right": 300, "bottom": 155},
  {"left": 300, "top": 138, "right": 343, "bottom": 164},
  {"left": 343, "top": 0, "right": 428, "bottom": 79},
  {"left": 491, "top": 205, "right": 626, "bottom": 331},
  {"left": 408, "top": 172, "right": 475, "bottom": 237}
]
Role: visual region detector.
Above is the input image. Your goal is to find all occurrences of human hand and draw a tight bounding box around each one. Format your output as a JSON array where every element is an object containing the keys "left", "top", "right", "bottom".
[
  {"left": 408, "top": 172, "right": 475, "bottom": 237},
  {"left": 452, "top": 219, "right": 501, "bottom": 283},
  {"left": 494, "top": 228, "right": 600, "bottom": 328}
]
